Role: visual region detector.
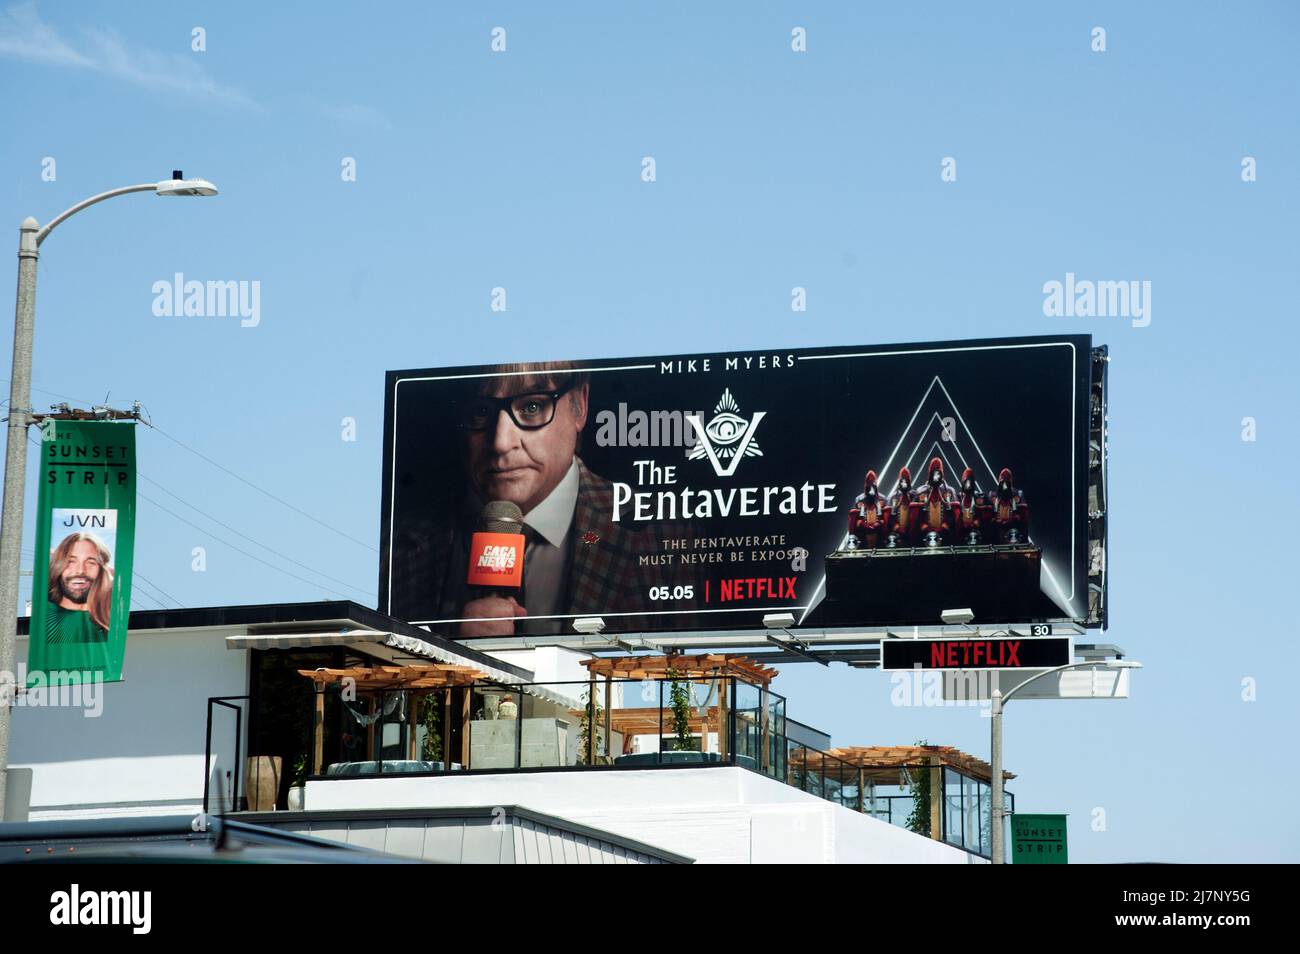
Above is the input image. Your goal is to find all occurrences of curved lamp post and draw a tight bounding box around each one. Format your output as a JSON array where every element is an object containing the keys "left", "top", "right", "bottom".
[
  {"left": 989, "top": 657, "right": 1142, "bottom": 863},
  {"left": 0, "top": 173, "right": 218, "bottom": 813}
]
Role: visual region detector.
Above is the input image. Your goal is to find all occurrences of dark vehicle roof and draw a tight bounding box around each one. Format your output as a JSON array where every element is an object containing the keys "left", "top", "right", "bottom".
[{"left": 0, "top": 814, "right": 423, "bottom": 864}]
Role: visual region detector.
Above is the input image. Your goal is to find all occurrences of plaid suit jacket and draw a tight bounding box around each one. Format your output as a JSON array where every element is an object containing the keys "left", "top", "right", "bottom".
[{"left": 387, "top": 458, "right": 700, "bottom": 634}]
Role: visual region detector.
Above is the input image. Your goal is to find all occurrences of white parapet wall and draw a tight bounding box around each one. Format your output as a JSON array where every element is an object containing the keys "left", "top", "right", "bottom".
[
  {"left": 305, "top": 766, "right": 984, "bottom": 864},
  {"left": 10, "top": 631, "right": 250, "bottom": 821}
]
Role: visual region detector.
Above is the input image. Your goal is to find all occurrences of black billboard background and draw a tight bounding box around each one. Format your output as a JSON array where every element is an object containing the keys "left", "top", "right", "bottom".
[{"left": 380, "top": 334, "right": 1091, "bottom": 635}]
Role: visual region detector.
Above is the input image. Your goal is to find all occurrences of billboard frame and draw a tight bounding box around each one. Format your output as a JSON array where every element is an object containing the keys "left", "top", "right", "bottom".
[{"left": 378, "top": 333, "right": 1099, "bottom": 638}]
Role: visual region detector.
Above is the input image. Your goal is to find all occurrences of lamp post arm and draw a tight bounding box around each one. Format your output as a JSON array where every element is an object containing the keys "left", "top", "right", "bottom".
[
  {"left": 1000, "top": 660, "right": 1112, "bottom": 706},
  {"left": 36, "top": 184, "right": 157, "bottom": 247},
  {"left": 990, "top": 660, "right": 1114, "bottom": 864}
]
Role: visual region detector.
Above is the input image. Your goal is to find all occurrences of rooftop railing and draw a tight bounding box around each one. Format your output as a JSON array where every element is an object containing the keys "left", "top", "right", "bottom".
[{"left": 209, "top": 672, "right": 1012, "bottom": 859}]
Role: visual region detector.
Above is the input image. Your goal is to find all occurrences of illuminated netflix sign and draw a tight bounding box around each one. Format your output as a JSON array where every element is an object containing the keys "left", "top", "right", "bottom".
[{"left": 881, "top": 636, "right": 1072, "bottom": 671}]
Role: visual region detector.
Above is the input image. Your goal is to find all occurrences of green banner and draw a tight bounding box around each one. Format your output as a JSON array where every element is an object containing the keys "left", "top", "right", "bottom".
[
  {"left": 27, "top": 420, "right": 136, "bottom": 686},
  {"left": 1011, "top": 813, "right": 1068, "bottom": 864}
]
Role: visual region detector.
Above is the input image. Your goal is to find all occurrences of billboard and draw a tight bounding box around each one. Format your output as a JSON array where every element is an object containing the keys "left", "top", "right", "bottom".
[
  {"left": 27, "top": 420, "right": 137, "bottom": 685},
  {"left": 380, "top": 335, "right": 1095, "bottom": 638}
]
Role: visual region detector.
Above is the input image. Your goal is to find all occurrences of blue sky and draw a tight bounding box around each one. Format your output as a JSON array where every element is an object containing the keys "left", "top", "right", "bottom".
[{"left": 2, "top": 1, "right": 1297, "bottom": 862}]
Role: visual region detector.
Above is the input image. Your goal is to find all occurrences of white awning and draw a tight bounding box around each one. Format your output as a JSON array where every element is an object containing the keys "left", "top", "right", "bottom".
[{"left": 224, "top": 630, "right": 377, "bottom": 651}]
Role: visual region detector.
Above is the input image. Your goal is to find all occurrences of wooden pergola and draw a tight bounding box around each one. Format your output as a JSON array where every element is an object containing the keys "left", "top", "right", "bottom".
[
  {"left": 577, "top": 654, "right": 779, "bottom": 765},
  {"left": 786, "top": 744, "right": 1015, "bottom": 839},
  {"left": 825, "top": 745, "right": 1015, "bottom": 784},
  {"left": 581, "top": 654, "right": 778, "bottom": 687},
  {"left": 298, "top": 663, "right": 489, "bottom": 774}
]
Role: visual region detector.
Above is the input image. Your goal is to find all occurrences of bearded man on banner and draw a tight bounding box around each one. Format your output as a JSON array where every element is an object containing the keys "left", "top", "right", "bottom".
[{"left": 45, "top": 532, "right": 113, "bottom": 644}]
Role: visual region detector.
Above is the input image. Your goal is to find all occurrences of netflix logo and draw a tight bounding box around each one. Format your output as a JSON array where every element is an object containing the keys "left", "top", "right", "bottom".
[
  {"left": 707, "top": 576, "right": 798, "bottom": 604},
  {"left": 882, "top": 636, "right": 1072, "bottom": 672},
  {"left": 931, "top": 640, "right": 1021, "bottom": 668}
]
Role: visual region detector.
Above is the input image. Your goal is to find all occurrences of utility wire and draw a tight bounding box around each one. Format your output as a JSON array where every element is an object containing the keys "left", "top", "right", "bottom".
[
  {"left": 141, "top": 420, "right": 378, "bottom": 553},
  {"left": 129, "top": 589, "right": 162, "bottom": 610},
  {"left": 22, "top": 545, "right": 181, "bottom": 610},
  {"left": 131, "top": 570, "right": 184, "bottom": 609},
  {"left": 137, "top": 491, "right": 356, "bottom": 600},
  {"left": 138, "top": 471, "right": 375, "bottom": 599},
  {"left": 28, "top": 434, "right": 351, "bottom": 603},
  {"left": 26, "top": 395, "right": 375, "bottom": 600},
  {"left": 30, "top": 386, "right": 377, "bottom": 554}
]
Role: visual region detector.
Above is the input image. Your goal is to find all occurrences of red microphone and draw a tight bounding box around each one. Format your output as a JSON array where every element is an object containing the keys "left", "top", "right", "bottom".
[{"left": 466, "top": 500, "right": 526, "bottom": 599}]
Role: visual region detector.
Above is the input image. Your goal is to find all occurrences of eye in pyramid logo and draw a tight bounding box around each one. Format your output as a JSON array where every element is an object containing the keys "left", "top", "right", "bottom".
[{"left": 686, "top": 388, "right": 765, "bottom": 477}]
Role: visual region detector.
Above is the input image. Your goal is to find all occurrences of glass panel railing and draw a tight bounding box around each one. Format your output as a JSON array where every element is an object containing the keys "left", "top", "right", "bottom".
[
  {"left": 515, "top": 682, "right": 579, "bottom": 768},
  {"left": 963, "top": 773, "right": 980, "bottom": 855},
  {"left": 978, "top": 778, "right": 992, "bottom": 859},
  {"left": 660, "top": 677, "right": 705, "bottom": 755},
  {"left": 301, "top": 679, "right": 910, "bottom": 819},
  {"left": 690, "top": 677, "right": 725, "bottom": 758},
  {"left": 732, "top": 679, "right": 762, "bottom": 771},
  {"left": 615, "top": 677, "right": 670, "bottom": 764},
  {"left": 944, "top": 767, "right": 964, "bottom": 850},
  {"left": 324, "top": 688, "right": 443, "bottom": 777},
  {"left": 287, "top": 679, "right": 1015, "bottom": 858},
  {"left": 785, "top": 741, "right": 809, "bottom": 793},
  {"left": 573, "top": 679, "right": 605, "bottom": 765},
  {"left": 826, "top": 755, "right": 856, "bottom": 810}
]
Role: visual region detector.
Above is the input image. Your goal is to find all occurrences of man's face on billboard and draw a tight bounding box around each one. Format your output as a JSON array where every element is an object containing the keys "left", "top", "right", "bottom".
[
  {"left": 57, "top": 539, "right": 103, "bottom": 608},
  {"left": 463, "top": 376, "right": 588, "bottom": 514}
]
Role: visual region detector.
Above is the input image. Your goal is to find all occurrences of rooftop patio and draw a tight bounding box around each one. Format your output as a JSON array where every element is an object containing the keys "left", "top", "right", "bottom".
[{"left": 209, "top": 651, "right": 1016, "bottom": 860}]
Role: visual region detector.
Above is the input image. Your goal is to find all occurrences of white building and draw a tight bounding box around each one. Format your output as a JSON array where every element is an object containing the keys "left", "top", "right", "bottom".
[{"left": 7, "top": 600, "right": 1002, "bottom": 863}]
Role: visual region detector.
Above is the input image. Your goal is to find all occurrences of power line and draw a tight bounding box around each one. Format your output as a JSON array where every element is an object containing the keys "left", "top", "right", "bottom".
[
  {"left": 25, "top": 403, "right": 376, "bottom": 601},
  {"left": 27, "top": 385, "right": 91, "bottom": 406},
  {"left": 29, "top": 387, "right": 378, "bottom": 554},
  {"left": 27, "top": 441, "right": 338, "bottom": 605},
  {"left": 130, "top": 588, "right": 162, "bottom": 610},
  {"left": 138, "top": 471, "right": 375, "bottom": 599},
  {"left": 131, "top": 570, "right": 184, "bottom": 609},
  {"left": 24, "top": 537, "right": 184, "bottom": 610},
  {"left": 141, "top": 420, "right": 378, "bottom": 553},
  {"left": 137, "top": 492, "right": 357, "bottom": 600}
]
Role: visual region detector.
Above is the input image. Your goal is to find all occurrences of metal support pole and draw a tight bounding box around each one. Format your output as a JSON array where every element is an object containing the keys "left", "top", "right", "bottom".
[
  {"left": 602, "top": 674, "right": 611, "bottom": 764},
  {"left": 985, "top": 661, "right": 1140, "bottom": 864},
  {"left": 0, "top": 218, "right": 39, "bottom": 817},
  {"left": 990, "top": 689, "right": 1004, "bottom": 864}
]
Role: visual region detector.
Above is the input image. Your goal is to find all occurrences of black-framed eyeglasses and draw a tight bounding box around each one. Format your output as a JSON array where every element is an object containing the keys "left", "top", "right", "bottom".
[{"left": 456, "top": 378, "right": 578, "bottom": 432}]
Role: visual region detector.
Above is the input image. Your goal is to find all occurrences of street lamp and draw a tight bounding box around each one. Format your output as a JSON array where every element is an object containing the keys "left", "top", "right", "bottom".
[
  {"left": 0, "top": 172, "right": 218, "bottom": 815},
  {"left": 989, "top": 657, "right": 1142, "bottom": 864}
]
